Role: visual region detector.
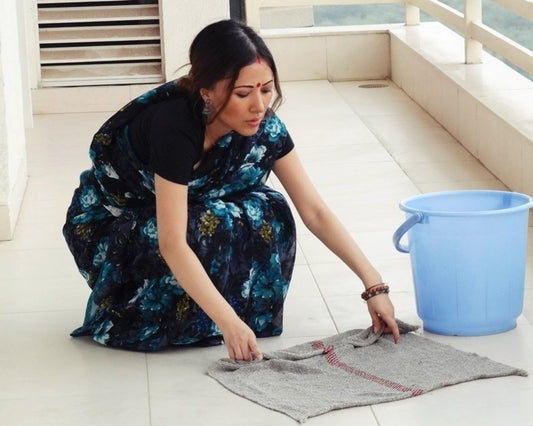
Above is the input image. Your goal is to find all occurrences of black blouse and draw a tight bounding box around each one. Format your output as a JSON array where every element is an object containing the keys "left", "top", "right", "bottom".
[{"left": 128, "top": 95, "right": 204, "bottom": 185}]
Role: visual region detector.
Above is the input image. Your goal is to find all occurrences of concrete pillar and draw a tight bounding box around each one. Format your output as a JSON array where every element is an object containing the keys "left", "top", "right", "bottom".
[
  {"left": 0, "top": 0, "right": 28, "bottom": 240},
  {"left": 159, "top": 0, "right": 230, "bottom": 80}
]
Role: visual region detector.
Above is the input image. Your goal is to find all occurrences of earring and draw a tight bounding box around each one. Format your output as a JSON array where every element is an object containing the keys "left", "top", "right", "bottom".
[{"left": 202, "top": 98, "right": 212, "bottom": 116}]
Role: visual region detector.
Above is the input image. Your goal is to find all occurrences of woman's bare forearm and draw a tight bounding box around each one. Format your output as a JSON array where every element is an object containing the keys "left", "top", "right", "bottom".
[{"left": 302, "top": 205, "right": 382, "bottom": 288}]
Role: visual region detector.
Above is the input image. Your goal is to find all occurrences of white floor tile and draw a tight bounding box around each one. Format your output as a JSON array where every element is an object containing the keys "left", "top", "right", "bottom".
[
  {"left": 0, "top": 394, "right": 150, "bottom": 426},
  {"left": 0, "top": 247, "right": 79, "bottom": 279},
  {"left": 0, "top": 277, "right": 88, "bottom": 313},
  {"left": 373, "top": 379, "right": 533, "bottom": 426},
  {"left": 0, "top": 311, "right": 149, "bottom": 400}
]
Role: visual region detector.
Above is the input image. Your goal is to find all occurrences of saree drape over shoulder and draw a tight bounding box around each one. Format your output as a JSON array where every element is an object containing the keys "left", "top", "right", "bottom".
[{"left": 63, "top": 81, "right": 297, "bottom": 351}]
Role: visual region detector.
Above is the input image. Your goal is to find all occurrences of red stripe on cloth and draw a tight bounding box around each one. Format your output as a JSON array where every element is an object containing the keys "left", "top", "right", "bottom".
[{"left": 310, "top": 340, "right": 423, "bottom": 397}]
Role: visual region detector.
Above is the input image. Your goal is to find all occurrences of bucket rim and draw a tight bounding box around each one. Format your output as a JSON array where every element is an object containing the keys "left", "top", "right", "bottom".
[{"left": 399, "top": 190, "right": 533, "bottom": 217}]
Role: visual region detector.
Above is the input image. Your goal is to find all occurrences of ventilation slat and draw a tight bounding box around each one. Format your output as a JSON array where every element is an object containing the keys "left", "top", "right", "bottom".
[
  {"left": 38, "top": 1, "right": 162, "bottom": 87},
  {"left": 40, "top": 25, "right": 160, "bottom": 44},
  {"left": 38, "top": 0, "right": 129, "bottom": 3},
  {"left": 40, "top": 45, "right": 161, "bottom": 64},
  {"left": 38, "top": 5, "right": 159, "bottom": 24},
  {"left": 41, "top": 63, "right": 162, "bottom": 86}
]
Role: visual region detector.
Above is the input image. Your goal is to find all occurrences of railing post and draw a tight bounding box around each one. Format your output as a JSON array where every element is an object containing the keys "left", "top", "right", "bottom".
[
  {"left": 405, "top": 2, "right": 420, "bottom": 26},
  {"left": 245, "top": 0, "right": 261, "bottom": 31},
  {"left": 464, "top": 0, "right": 482, "bottom": 63}
]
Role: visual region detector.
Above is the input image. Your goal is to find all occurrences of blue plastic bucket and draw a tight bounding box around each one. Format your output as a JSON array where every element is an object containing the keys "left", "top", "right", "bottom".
[{"left": 393, "top": 190, "right": 533, "bottom": 335}]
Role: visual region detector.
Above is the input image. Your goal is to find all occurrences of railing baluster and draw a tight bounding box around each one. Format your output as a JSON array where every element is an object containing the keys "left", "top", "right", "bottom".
[
  {"left": 405, "top": 3, "right": 421, "bottom": 26},
  {"left": 465, "top": 0, "right": 483, "bottom": 64}
]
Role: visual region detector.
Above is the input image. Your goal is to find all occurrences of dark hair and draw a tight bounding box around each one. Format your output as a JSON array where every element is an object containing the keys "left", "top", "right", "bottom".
[{"left": 177, "top": 19, "right": 283, "bottom": 120}]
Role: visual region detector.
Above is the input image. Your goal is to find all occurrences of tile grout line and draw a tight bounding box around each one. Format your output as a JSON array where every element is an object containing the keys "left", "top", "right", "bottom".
[
  {"left": 305, "top": 261, "right": 341, "bottom": 335},
  {"left": 145, "top": 354, "right": 153, "bottom": 426}
]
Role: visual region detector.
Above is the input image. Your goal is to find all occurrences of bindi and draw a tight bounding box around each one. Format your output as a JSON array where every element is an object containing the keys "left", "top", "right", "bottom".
[{"left": 256, "top": 82, "right": 262, "bottom": 88}]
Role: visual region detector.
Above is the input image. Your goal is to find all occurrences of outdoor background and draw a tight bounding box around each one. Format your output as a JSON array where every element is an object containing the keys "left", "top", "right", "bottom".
[{"left": 314, "top": 0, "right": 532, "bottom": 80}]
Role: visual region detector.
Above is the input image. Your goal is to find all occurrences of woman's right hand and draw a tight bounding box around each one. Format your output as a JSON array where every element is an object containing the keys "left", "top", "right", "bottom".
[{"left": 220, "top": 317, "right": 263, "bottom": 362}]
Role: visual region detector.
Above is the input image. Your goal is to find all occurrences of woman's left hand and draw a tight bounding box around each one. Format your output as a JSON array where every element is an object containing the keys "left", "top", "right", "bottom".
[{"left": 366, "top": 294, "right": 400, "bottom": 343}]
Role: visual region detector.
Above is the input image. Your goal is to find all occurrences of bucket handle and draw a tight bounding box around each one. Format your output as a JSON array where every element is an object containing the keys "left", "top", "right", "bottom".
[{"left": 393, "top": 212, "right": 424, "bottom": 253}]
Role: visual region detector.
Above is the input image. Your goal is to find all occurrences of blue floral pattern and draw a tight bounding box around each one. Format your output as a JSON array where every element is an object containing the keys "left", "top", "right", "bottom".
[{"left": 63, "top": 80, "right": 296, "bottom": 351}]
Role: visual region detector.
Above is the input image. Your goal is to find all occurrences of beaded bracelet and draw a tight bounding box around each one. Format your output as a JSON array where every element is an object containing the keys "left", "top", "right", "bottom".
[
  {"left": 361, "top": 284, "right": 390, "bottom": 301},
  {"left": 361, "top": 283, "right": 388, "bottom": 297},
  {"left": 363, "top": 288, "right": 390, "bottom": 301}
]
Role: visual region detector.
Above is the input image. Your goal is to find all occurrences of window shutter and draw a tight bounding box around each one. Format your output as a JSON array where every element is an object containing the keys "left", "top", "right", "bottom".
[{"left": 37, "top": 0, "right": 163, "bottom": 87}]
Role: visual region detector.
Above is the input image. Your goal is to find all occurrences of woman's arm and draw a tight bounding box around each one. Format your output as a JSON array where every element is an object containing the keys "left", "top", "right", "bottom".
[
  {"left": 155, "top": 174, "right": 263, "bottom": 360},
  {"left": 273, "top": 150, "right": 400, "bottom": 342}
]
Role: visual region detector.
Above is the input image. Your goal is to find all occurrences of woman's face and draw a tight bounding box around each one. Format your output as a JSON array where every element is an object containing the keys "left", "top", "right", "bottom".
[{"left": 203, "top": 59, "right": 275, "bottom": 138}]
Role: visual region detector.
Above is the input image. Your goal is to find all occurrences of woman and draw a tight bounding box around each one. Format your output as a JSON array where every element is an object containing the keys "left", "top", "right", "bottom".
[{"left": 63, "top": 19, "right": 399, "bottom": 361}]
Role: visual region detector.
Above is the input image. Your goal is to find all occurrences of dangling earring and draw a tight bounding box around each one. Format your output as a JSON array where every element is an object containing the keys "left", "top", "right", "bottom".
[{"left": 202, "top": 98, "right": 212, "bottom": 116}]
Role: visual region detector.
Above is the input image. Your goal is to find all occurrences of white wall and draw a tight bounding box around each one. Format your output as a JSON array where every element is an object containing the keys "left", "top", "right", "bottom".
[
  {"left": 263, "top": 27, "right": 391, "bottom": 82},
  {"left": 0, "top": 0, "right": 28, "bottom": 240},
  {"left": 160, "top": 0, "right": 230, "bottom": 80}
]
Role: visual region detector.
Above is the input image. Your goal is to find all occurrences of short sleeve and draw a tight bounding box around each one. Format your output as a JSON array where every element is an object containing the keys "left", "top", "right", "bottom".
[
  {"left": 262, "top": 113, "right": 295, "bottom": 160},
  {"left": 129, "top": 98, "right": 203, "bottom": 185},
  {"left": 277, "top": 130, "right": 294, "bottom": 159}
]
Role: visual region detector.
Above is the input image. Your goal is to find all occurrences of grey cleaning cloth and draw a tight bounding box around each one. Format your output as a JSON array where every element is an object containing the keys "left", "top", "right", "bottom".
[{"left": 207, "top": 320, "right": 527, "bottom": 423}]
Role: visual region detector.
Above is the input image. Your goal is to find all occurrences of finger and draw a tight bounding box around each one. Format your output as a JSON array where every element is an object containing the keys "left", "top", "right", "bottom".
[
  {"left": 370, "top": 312, "right": 382, "bottom": 334},
  {"left": 232, "top": 345, "right": 245, "bottom": 361},
  {"left": 232, "top": 339, "right": 252, "bottom": 362},
  {"left": 249, "top": 341, "right": 263, "bottom": 361},
  {"left": 391, "top": 323, "right": 400, "bottom": 343},
  {"left": 243, "top": 346, "right": 253, "bottom": 362},
  {"left": 383, "top": 318, "right": 400, "bottom": 343},
  {"left": 243, "top": 341, "right": 261, "bottom": 362}
]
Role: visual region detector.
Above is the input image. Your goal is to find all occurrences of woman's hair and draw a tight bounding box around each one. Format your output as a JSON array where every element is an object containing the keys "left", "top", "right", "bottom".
[{"left": 177, "top": 19, "right": 283, "bottom": 119}]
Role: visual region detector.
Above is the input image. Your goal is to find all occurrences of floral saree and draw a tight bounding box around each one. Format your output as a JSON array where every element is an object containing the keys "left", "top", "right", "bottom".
[{"left": 63, "top": 80, "right": 297, "bottom": 351}]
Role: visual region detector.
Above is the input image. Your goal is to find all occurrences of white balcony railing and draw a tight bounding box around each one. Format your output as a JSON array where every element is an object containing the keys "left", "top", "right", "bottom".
[{"left": 245, "top": 0, "right": 533, "bottom": 78}]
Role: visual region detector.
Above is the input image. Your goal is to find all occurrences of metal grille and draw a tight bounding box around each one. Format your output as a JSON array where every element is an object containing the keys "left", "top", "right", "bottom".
[{"left": 37, "top": 0, "right": 163, "bottom": 87}]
